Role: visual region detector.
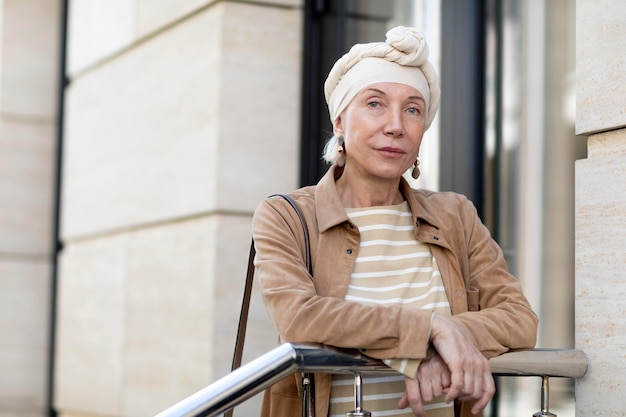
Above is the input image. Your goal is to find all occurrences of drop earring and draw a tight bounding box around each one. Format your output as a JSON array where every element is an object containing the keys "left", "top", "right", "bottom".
[
  {"left": 337, "top": 135, "right": 345, "bottom": 167},
  {"left": 411, "top": 158, "right": 421, "bottom": 179}
]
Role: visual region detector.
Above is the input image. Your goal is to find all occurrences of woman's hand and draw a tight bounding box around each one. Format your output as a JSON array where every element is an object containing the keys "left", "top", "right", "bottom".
[
  {"left": 428, "top": 313, "right": 495, "bottom": 414},
  {"left": 397, "top": 351, "right": 451, "bottom": 416}
]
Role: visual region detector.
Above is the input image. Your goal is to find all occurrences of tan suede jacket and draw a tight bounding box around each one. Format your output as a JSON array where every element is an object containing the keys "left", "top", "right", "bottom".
[{"left": 252, "top": 165, "right": 538, "bottom": 417}]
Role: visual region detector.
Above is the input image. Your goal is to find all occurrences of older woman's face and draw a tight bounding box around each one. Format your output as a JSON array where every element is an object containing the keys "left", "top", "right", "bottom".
[{"left": 333, "top": 82, "right": 426, "bottom": 181}]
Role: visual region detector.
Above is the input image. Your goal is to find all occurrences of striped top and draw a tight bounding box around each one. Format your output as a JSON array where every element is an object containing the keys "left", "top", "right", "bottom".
[{"left": 329, "top": 201, "right": 453, "bottom": 417}]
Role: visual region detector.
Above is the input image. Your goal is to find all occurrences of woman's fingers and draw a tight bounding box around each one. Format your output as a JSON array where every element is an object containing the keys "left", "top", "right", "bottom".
[
  {"left": 417, "top": 360, "right": 434, "bottom": 402},
  {"left": 470, "top": 368, "right": 496, "bottom": 414},
  {"left": 403, "top": 347, "right": 492, "bottom": 416},
  {"left": 400, "top": 377, "right": 426, "bottom": 417},
  {"left": 416, "top": 352, "right": 449, "bottom": 401},
  {"left": 429, "top": 314, "right": 495, "bottom": 412},
  {"left": 398, "top": 390, "right": 409, "bottom": 409}
]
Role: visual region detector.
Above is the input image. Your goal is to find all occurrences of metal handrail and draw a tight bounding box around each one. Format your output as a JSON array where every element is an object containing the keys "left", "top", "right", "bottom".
[{"left": 154, "top": 343, "right": 587, "bottom": 417}]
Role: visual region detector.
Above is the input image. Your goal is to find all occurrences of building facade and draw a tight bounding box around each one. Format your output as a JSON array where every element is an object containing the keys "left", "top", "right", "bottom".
[{"left": 0, "top": 0, "right": 623, "bottom": 416}]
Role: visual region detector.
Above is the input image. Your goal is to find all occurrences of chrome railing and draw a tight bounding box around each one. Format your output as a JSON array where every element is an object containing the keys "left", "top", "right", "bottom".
[{"left": 154, "top": 343, "right": 587, "bottom": 417}]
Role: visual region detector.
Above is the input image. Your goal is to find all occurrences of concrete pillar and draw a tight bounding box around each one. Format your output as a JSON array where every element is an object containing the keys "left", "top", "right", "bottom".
[
  {"left": 575, "top": 0, "right": 626, "bottom": 414},
  {"left": 54, "top": 1, "right": 302, "bottom": 416},
  {"left": 0, "top": 1, "right": 61, "bottom": 416}
]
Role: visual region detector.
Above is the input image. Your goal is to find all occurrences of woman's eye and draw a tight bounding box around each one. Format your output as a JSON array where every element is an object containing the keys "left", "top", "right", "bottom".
[
  {"left": 367, "top": 101, "right": 380, "bottom": 108},
  {"left": 407, "top": 107, "right": 421, "bottom": 115}
]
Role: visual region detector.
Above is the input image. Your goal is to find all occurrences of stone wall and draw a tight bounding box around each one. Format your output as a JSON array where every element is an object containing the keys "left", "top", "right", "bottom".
[
  {"left": 0, "top": 1, "right": 60, "bottom": 416},
  {"left": 53, "top": 1, "right": 302, "bottom": 416},
  {"left": 575, "top": 0, "right": 626, "bottom": 414}
]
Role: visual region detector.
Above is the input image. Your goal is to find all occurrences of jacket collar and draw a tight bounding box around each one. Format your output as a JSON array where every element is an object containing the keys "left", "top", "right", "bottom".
[
  {"left": 314, "top": 165, "right": 441, "bottom": 233},
  {"left": 399, "top": 176, "right": 441, "bottom": 231},
  {"left": 314, "top": 165, "right": 351, "bottom": 233}
]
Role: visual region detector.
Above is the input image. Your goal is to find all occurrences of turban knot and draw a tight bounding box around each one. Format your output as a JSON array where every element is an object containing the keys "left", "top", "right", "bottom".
[{"left": 324, "top": 26, "right": 440, "bottom": 130}]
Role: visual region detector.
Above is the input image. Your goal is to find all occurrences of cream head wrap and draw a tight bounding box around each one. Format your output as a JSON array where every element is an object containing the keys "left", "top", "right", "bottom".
[{"left": 324, "top": 26, "right": 440, "bottom": 131}]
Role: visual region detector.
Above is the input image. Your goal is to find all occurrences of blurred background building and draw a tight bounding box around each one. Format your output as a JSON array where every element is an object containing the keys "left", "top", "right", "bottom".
[{"left": 0, "top": 0, "right": 624, "bottom": 416}]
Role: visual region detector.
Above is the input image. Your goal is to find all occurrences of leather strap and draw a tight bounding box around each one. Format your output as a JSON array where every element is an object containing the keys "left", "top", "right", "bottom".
[
  {"left": 229, "top": 240, "right": 256, "bottom": 373},
  {"left": 225, "top": 194, "right": 313, "bottom": 417},
  {"left": 275, "top": 193, "right": 312, "bottom": 273}
]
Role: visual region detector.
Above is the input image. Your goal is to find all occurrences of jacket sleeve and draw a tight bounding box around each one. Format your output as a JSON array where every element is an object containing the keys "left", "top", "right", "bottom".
[
  {"left": 252, "top": 196, "right": 433, "bottom": 360},
  {"left": 447, "top": 195, "right": 539, "bottom": 358}
]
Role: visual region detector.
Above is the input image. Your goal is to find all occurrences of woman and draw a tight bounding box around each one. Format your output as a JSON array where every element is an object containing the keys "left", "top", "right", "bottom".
[{"left": 252, "top": 26, "right": 537, "bottom": 417}]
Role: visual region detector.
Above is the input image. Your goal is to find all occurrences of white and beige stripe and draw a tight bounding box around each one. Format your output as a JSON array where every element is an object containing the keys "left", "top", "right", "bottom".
[{"left": 329, "top": 202, "right": 453, "bottom": 417}]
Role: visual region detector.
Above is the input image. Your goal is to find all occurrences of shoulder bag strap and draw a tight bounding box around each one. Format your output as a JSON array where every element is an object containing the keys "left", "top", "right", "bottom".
[
  {"left": 225, "top": 194, "right": 313, "bottom": 417},
  {"left": 229, "top": 239, "right": 256, "bottom": 373},
  {"left": 274, "top": 194, "right": 312, "bottom": 275}
]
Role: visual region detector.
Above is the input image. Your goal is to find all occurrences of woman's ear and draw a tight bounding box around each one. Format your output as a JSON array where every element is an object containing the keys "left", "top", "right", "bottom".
[{"left": 332, "top": 116, "right": 344, "bottom": 135}]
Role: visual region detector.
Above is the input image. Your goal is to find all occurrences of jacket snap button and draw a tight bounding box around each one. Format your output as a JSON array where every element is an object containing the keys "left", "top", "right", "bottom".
[
  {"left": 455, "top": 290, "right": 462, "bottom": 297},
  {"left": 346, "top": 249, "right": 353, "bottom": 254}
]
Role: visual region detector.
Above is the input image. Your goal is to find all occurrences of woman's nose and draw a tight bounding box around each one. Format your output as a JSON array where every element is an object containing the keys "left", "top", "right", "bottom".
[{"left": 384, "top": 108, "right": 404, "bottom": 136}]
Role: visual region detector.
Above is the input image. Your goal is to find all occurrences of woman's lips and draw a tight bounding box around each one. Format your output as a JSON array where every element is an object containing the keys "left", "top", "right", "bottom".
[{"left": 378, "top": 146, "right": 405, "bottom": 158}]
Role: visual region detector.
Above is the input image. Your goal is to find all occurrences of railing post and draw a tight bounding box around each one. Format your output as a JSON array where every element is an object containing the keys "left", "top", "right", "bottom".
[
  {"left": 346, "top": 373, "right": 371, "bottom": 417},
  {"left": 302, "top": 373, "right": 315, "bottom": 417},
  {"left": 532, "top": 376, "right": 556, "bottom": 417}
]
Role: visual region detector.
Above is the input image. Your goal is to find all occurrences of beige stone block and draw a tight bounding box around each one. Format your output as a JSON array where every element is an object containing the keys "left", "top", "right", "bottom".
[
  {"left": 213, "top": 217, "right": 275, "bottom": 417},
  {"left": 213, "top": 215, "right": 275, "bottom": 377},
  {"left": 121, "top": 217, "right": 216, "bottom": 416},
  {"left": 135, "top": 0, "right": 213, "bottom": 38},
  {"left": 575, "top": 130, "right": 626, "bottom": 414},
  {"left": 0, "top": 413, "right": 47, "bottom": 417},
  {"left": 576, "top": 0, "right": 626, "bottom": 135},
  {"left": 0, "top": 121, "right": 56, "bottom": 255},
  {"left": 269, "top": 0, "right": 303, "bottom": 6},
  {"left": 62, "top": 2, "right": 302, "bottom": 239},
  {"left": 66, "top": 0, "right": 135, "bottom": 75},
  {"left": 53, "top": 234, "right": 127, "bottom": 416},
  {"left": 585, "top": 127, "right": 626, "bottom": 158},
  {"left": 54, "top": 214, "right": 271, "bottom": 417},
  {"left": 0, "top": 0, "right": 60, "bottom": 117},
  {"left": 134, "top": 0, "right": 304, "bottom": 40},
  {"left": 0, "top": 260, "right": 51, "bottom": 415},
  {"left": 217, "top": 2, "right": 302, "bottom": 209},
  {"left": 142, "top": 214, "right": 274, "bottom": 416},
  {"left": 62, "top": 8, "right": 222, "bottom": 239},
  {"left": 121, "top": 214, "right": 274, "bottom": 416},
  {"left": 68, "top": 1, "right": 303, "bottom": 76}
]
